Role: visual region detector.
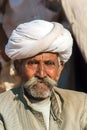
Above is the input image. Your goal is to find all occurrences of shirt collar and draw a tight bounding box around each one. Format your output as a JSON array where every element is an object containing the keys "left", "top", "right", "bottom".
[{"left": 20, "top": 85, "right": 63, "bottom": 124}]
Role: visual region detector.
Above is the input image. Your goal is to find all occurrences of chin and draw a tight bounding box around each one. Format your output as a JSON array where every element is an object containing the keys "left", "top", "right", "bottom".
[{"left": 28, "top": 87, "right": 52, "bottom": 99}]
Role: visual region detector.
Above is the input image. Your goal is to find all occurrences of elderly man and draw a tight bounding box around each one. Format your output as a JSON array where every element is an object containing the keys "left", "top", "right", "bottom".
[
  {"left": 0, "top": 20, "right": 87, "bottom": 130},
  {"left": 0, "top": 0, "right": 59, "bottom": 92}
]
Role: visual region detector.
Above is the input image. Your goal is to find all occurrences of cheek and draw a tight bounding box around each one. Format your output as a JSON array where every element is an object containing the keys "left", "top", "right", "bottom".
[
  {"left": 23, "top": 66, "right": 36, "bottom": 78},
  {"left": 46, "top": 68, "right": 58, "bottom": 79}
]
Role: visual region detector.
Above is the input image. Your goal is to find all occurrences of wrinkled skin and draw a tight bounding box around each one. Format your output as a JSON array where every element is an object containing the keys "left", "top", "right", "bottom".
[{"left": 17, "top": 52, "right": 64, "bottom": 101}]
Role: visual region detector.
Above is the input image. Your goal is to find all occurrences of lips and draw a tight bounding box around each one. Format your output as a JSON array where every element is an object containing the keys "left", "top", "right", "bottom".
[{"left": 37, "top": 82, "right": 48, "bottom": 88}]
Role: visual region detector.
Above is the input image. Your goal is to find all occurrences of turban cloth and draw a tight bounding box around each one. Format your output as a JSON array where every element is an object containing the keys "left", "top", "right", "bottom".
[{"left": 5, "top": 20, "right": 73, "bottom": 63}]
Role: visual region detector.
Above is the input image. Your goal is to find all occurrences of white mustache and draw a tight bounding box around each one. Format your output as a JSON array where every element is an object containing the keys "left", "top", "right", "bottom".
[{"left": 24, "top": 76, "right": 57, "bottom": 89}]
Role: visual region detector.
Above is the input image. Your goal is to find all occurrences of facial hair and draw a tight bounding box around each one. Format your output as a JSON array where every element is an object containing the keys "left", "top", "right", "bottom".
[{"left": 24, "top": 76, "right": 57, "bottom": 99}]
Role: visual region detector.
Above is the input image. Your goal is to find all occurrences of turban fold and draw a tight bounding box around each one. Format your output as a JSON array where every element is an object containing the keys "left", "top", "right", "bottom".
[{"left": 5, "top": 20, "right": 73, "bottom": 62}]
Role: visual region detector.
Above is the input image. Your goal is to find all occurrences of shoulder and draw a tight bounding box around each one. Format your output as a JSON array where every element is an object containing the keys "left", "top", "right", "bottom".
[
  {"left": 54, "top": 87, "right": 87, "bottom": 107},
  {"left": 0, "top": 87, "right": 21, "bottom": 107},
  {"left": 54, "top": 87, "right": 87, "bottom": 98},
  {"left": 54, "top": 87, "right": 87, "bottom": 129}
]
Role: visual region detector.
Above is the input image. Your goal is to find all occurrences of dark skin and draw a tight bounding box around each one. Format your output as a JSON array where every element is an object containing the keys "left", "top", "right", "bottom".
[
  {"left": 21, "top": 53, "right": 63, "bottom": 80},
  {"left": 16, "top": 52, "right": 64, "bottom": 101}
]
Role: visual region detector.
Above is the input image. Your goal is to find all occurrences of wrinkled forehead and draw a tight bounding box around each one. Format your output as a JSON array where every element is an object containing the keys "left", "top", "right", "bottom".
[
  {"left": 14, "top": 52, "right": 62, "bottom": 68},
  {"left": 22, "top": 52, "right": 58, "bottom": 61}
]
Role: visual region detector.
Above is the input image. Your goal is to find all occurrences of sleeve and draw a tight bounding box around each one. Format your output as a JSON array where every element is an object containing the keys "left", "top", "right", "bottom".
[{"left": 80, "top": 94, "right": 87, "bottom": 129}]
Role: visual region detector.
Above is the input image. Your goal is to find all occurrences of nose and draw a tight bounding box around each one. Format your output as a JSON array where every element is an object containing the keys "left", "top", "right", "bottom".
[{"left": 35, "top": 62, "right": 47, "bottom": 78}]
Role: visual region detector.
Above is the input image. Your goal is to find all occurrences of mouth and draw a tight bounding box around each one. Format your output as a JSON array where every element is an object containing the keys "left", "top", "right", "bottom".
[
  {"left": 24, "top": 76, "right": 57, "bottom": 90},
  {"left": 37, "top": 82, "right": 48, "bottom": 87}
]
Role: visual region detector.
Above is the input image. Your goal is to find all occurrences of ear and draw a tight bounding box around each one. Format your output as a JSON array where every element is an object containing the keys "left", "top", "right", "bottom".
[
  {"left": 56, "top": 61, "right": 64, "bottom": 81},
  {"left": 14, "top": 60, "right": 21, "bottom": 75},
  {"left": 14, "top": 60, "right": 26, "bottom": 80}
]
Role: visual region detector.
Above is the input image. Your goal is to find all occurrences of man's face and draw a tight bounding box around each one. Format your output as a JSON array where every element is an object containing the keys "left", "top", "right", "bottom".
[{"left": 20, "top": 52, "right": 64, "bottom": 99}]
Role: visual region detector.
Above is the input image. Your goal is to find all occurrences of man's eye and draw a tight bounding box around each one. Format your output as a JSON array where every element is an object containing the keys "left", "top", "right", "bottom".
[
  {"left": 27, "top": 60, "right": 38, "bottom": 65},
  {"left": 45, "top": 61, "right": 55, "bottom": 65}
]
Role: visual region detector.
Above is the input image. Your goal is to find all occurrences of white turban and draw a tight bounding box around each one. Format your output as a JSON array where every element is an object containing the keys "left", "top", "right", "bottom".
[{"left": 5, "top": 20, "right": 73, "bottom": 63}]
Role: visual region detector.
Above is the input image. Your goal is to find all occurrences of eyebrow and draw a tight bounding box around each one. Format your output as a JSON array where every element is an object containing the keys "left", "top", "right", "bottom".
[
  {"left": 26, "top": 59, "right": 39, "bottom": 64},
  {"left": 45, "top": 60, "right": 55, "bottom": 65}
]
